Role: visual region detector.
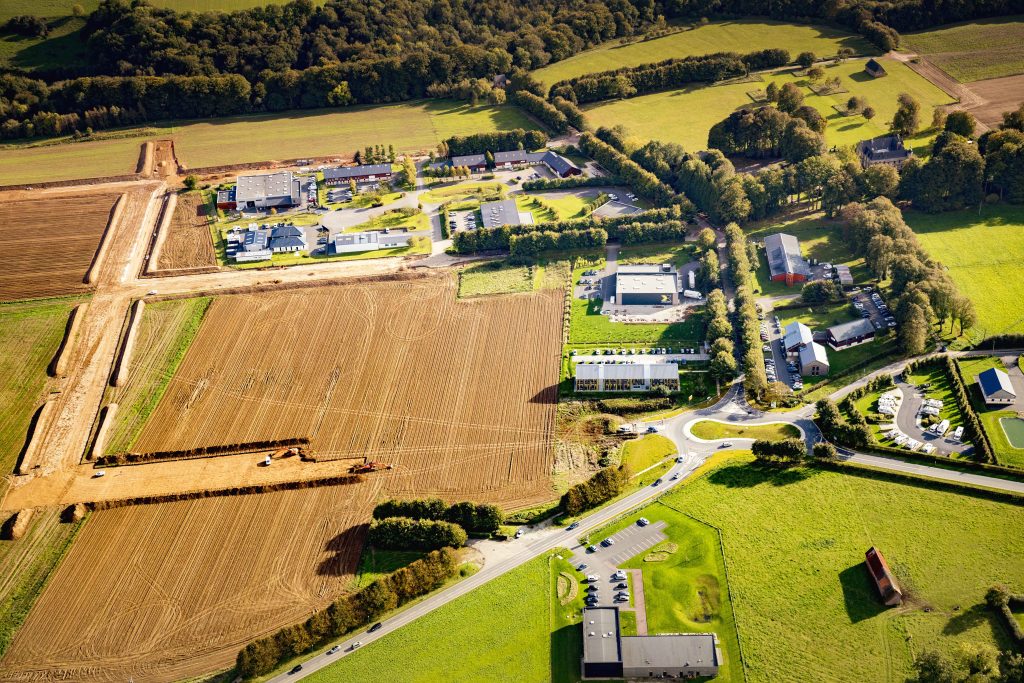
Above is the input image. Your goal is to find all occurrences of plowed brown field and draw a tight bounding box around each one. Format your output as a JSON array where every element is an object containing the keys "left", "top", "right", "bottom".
[
  {"left": 131, "top": 274, "right": 562, "bottom": 507},
  {"left": 0, "top": 193, "right": 120, "bottom": 301},
  {"left": 1, "top": 483, "right": 377, "bottom": 682},
  {"left": 158, "top": 193, "right": 216, "bottom": 271}
]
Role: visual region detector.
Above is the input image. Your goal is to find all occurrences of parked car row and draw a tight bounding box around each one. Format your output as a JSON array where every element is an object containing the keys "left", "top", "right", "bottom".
[{"left": 576, "top": 347, "right": 700, "bottom": 356}]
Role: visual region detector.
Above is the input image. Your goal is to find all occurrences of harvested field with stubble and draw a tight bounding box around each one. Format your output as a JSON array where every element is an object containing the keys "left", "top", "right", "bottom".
[
  {"left": 0, "top": 193, "right": 120, "bottom": 301},
  {"left": 129, "top": 274, "right": 563, "bottom": 508},
  {"left": 157, "top": 192, "right": 217, "bottom": 271},
  {"left": 0, "top": 484, "right": 377, "bottom": 682}
]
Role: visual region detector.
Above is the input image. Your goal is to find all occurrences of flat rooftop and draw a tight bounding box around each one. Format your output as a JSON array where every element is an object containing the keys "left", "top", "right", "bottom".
[
  {"left": 616, "top": 265, "right": 678, "bottom": 296},
  {"left": 582, "top": 607, "right": 622, "bottom": 664},
  {"left": 621, "top": 634, "right": 719, "bottom": 670},
  {"left": 479, "top": 199, "right": 523, "bottom": 229}
]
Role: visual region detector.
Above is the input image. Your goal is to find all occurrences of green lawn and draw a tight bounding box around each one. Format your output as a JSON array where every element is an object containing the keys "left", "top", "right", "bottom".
[
  {"left": 620, "top": 434, "right": 677, "bottom": 472},
  {"left": 533, "top": 19, "right": 876, "bottom": 86},
  {"left": 570, "top": 297, "right": 705, "bottom": 345},
  {"left": 0, "top": 298, "right": 79, "bottom": 481},
  {"left": 909, "top": 204, "right": 1024, "bottom": 339},
  {"left": 354, "top": 549, "right": 424, "bottom": 589},
  {"left": 458, "top": 261, "right": 537, "bottom": 297},
  {"left": 102, "top": 297, "right": 211, "bottom": 455},
  {"left": 689, "top": 420, "right": 800, "bottom": 441},
  {"left": 590, "top": 502, "right": 744, "bottom": 683},
  {"left": 421, "top": 181, "right": 506, "bottom": 204},
  {"left": 903, "top": 16, "right": 1024, "bottom": 82},
  {"left": 307, "top": 552, "right": 572, "bottom": 683},
  {"left": 957, "top": 356, "right": 1024, "bottom": 468},
  {"left": 664, "top": 455, "right": 1024, "bottom": 682},
  {"left": 341, "top": 208, "right": 428, "bottom": 234},
  {"left": 586, "top": 56, "right": 952, "bottom": 155},
  {"left": 0, "top": 135, "right": 148, "bottom": 185}
]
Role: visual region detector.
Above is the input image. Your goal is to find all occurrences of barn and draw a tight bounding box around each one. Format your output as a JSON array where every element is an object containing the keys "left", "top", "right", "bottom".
[
  {"left": 977, "top": 367, "right": 1017, "bottom": 406},
  {"left": 764, "top": 233, "right": 810, "bottom": 286}
]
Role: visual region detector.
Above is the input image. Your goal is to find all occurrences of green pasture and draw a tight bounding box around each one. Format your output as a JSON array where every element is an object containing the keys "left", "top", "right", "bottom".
[
  {"left": 909, "top": 204, "right": 1024, "bottom": 339},
  {"left": 620, "top": 433, "right": 677, "bottom": 472},
  {"left": 458, "top": 261, "right": 537, "bottom": 298},
  {"left": 585, "top": 57, "right": 952, "bottom": 155},
  {"left": 903, "top": 16, "right": 1024, "bottom": 82},
  {"left": 957, "top": 356, "right": 1024, "bottom": 468},
  {"left": 0, "top": 0, "right": 322, "bottom": 20},
  {"left": 533, "top": 19, "right": 877, "bottom": 86},
  {"left": 0, "top": 135, "right": 149, "bottom": 185}
]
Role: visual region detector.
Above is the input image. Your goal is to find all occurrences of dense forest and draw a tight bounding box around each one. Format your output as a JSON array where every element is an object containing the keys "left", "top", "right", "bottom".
[{"left": 2, "top": 0, "right": 1023, "bottom": 140}]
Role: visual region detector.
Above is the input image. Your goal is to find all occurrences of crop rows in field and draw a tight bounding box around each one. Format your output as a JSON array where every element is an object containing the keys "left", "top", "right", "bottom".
[
  {"left": 0, "top": 193, "right": 119, "bottom": 301},
  {"left": 0, "top": 484, "right": 376, "bottom": 682},
  {"left": 158, "top": 193, "right": 217, "bottom": 271},
  {"left": 129, "top": 275, "right": 563, "bottom": 508}
]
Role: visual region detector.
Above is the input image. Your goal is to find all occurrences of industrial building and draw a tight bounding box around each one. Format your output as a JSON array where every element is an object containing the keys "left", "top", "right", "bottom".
[
  {"left": 575, "top": 363, "right": 680, "bottom": 393},
  {"left": 615, "top": 265, "right": 679, "bottom": 306},
  {"left": 226, "top": 223, "right": 309, "bottom": 263},
  {"left": 322, "top": 164, "right": 394, "bottom": 185},
  {"left": 479, "top": 199, "right": 527, "bottom": 229},
  {"left": 764, "top": 233, "right": 810, "bottom": 286},
  {"left": 234, "top": 171, "right": 302, "bottom": 210},
  {"left": 332, "top": 231, "right": 412, "bottom": 254},
  {"left": 581, "top": 607, "right": 721, "bottom": 680}
]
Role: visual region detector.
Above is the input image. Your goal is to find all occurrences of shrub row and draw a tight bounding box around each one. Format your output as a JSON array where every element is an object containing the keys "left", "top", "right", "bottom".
[
  {"left": 443, "top": 129, "right": 548, "bottom": 157},
  {"left": 616, "top": 220, "right": 688, "bottom": 245},
  {"left": 95, "top": 437, "right": 311, "bottom": 466},
  {"left": 987, "top": 585, "right": 1024, "bottom": 645},
  {"left": 511, "top": 90, "right": 569, "bottom": 134},
  {"left": 549, "top": 49, "right": 790, "bottom": 105},
  {"left": 372, "top": 498, "right": 503, "bottom": 534},
  {"left": 521, "top": 175, "right": 620, "bottom": 191},
  {"left": 579, "top": 132, "right": 693, "bottom": 211},
  {"left": 723, "top": 223, "right": 767, "bottom": 398},
  {"left": 236, "top": 548, "right": 459, "bottom": 678},
  {"left": 561, "top": 465, "right": 630, "bottom": 516},
  {"left": 84, "top": 473, "right": 364, "bottom": 511},
  {"left": 595, "top": 397, "right": 672, "bottom": 414},
  {"left": 752, "top": 438, "right": 807, "bottom": 465},
  {"left": 551, "top": 96, "right": 588, "bottom": 131},
  {"left": 367, "top": 517, "right": 468, "bottom": 551},
  {"left": 509, "top": 228, "right": 607, "bottom": 262},
  {"left": 816, "top": 398, "right": 872, "bottom": 449},
  {"left": 945, "top": 356, "right": 997, "bottom": 463}
]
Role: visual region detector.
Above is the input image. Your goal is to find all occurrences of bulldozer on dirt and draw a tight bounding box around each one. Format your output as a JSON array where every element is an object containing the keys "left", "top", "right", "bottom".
[
  {"left": 270, "top": 446, "right": 305, "bottom": 459},
  {"left": 349, "top": 460, "right": 394, "bottom": 474}
]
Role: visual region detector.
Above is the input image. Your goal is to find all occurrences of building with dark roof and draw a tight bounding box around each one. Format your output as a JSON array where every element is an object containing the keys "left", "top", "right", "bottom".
[
  {"left": 450, "top": 154, "right": 488, "bottom": 172},
  {"left": 268, "top": 225, "right": 307, "bottom": 252},
  {"left": 322, "top": 164, "right": 393, "bottom": 185},
  {"left": 581, "top": 607, "right": 721, "bottom": 680},
  {"left": 493, "top": 150, "right": 530, "bottom": 167},
  {"left": 856, "top": 135, "right": 913, "bottom": 169},
  {"left": 977, "top": 367, "right": 1017, "bottom": 406},
  {"left": 526, "top": 150, "right": 583, "bottom": 177},
  {"left": 575, "top": 363, "right": 680, "bottom": 393},
  {"left": 799, "top": 341, "right": 830, "bottom": 377},
  {"left": 615, "top": 265, "right": 679, "bottom": 306},
  {"left": 827, "top": 318, "right": 876, "bottom": 350},
  {"left": 865, "top": 547, "right": 903, "bottom": 606},
  {"left": 234, "top": 171, "right": 301, "bottom": 210},
  {"left": 479, "top": 199, "right": 525, "bottom": 229},
  {"left": 216, "top": 186, "right": 237, "bottom": 210},
  {"left": 764, "top": 233, "right": 810, "bottom": 286},
  {"left": 865, "top": 58, "right": 887, "bottom": 78}
]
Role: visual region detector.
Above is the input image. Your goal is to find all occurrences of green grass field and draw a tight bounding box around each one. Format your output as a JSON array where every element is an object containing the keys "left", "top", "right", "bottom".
[
  {"left": 0, "top": 16, "right": 88, "bottom": 71},
  {"left": 957, "top": 356, "right": 1024, "bottom": 468},
  {"left": 0, "top": 298, "right": 79, "bottom": 482},
  {"left": 533, "top": 19, "right": 877, "bottom": 86},
  {"left": 586, "top": 57, "right": 953, "bottom": 155},
  {"left": 909, "top": 204, "right": 1024, "bottom": 339},
  {"left": 689, "top": 420, "right": 800, "bottom": 441},
  {"left": 102, "top": 297, "right": 211, "bottom": 455},
  {"left": 903, "top": 16, "right": 1024, "bottom": 82},
  {"left": 666, "top": 456, "right": 1024, "bottom": 681},
  {"left": 0, "top": 0, "right": 320, "bottom": 21},
  {"left": 354, "top": 549, "right": 424, "bottom": 589},
  {"left": 0, "top": 507, "right": 85, "bottom": 658},
  {"left": 307, "top": 553, "right": 566, "bottom": 683},
  {"left": 620, "top": 433, "right": 677, "bottom": 472},
  {"left": 458, "top": 261, "right": 536, "bottom": 297},
  {"left": 0, "top": 135, "right": 148, "bottom": 185}
]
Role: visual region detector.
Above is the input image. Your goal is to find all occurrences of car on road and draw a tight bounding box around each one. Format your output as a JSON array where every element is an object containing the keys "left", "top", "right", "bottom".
[
  {"left": 368, "top": 622, "right": 383, "bottom": 633},
  {"left": 638, "top": 517, "right": 651, "bottom": 525},
  {"left": 514, "top": 528, "right": 524, "bottom": 539},
  {"left": 93, "top": 470, "right": 106, "bottom": 478},
  {"left": 653, "top": 478, "right": 662, "bottom": 486},
  {"left": 721, "top": 442, "right": 733, "bottom": 448},
  {"left": 646, "top": 425, "right": 660, "bottom": 433},
  {"left": 289, "top": 664, "right": 304, "bottom": 674},
  {"left": 327, "top": 645, "right": 340, "bottom": 655},
  {"left": 567, "top": 522, "right": 580, "bottom": 531},
  {"left": 674, "top": 456, "right": 684, "bottom": 463},
  {"left": 147, "top": 290, "right": 158, "bottom": 296},
  {"left": 350, "top": 641, "right": 362, "bottom": 650},
  {"left": 671, "top": 473, "right": 680, "bottom": 480}
]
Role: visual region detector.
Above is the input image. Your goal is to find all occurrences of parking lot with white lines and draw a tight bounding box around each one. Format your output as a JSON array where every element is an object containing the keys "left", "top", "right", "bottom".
[{"left": 570, "top": 520, "right": 668, "bottom": 608}]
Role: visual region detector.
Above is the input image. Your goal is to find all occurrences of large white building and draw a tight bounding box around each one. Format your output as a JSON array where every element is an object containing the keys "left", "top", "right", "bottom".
[
  {"left": 332, "top": 231, "right": 412, "bottom": 254},
  {"left": 234, "top": 171, "right": 302, "bottom": 210},
  {"left": 575, "top": 363, "right": 679, "bottom": 393}
]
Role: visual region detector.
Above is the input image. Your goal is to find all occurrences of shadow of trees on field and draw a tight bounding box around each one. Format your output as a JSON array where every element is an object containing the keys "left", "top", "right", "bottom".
[
  {"left": 705, "top": 462, "right": 815, "bottom": 488},
  {"left": 838, "top": 564, "right": 887, "bottom": 623},
  {"left": 943, "top": 603, "right": 990, "bottom": 636},
  {"left": 317, "top": 523, "right": 369, "bottom": 577}
]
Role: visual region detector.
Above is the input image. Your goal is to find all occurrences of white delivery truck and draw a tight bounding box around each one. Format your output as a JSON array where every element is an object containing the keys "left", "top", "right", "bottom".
[{"left": 682, "top": 289, "right": 702, "bottom": 300}]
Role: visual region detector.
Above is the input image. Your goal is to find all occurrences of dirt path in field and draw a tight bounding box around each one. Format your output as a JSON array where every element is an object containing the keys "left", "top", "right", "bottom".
[{"left": 890, "top": 50, "right": 993, "bottom": 131}]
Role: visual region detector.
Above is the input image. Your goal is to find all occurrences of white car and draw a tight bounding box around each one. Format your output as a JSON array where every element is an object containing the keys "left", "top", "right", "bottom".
[
  {"left": 586, "top": 574, "right": 600, "bottom": 582},
  {"left": 611, "top": 570, "right": 627, "bottom": 581}
]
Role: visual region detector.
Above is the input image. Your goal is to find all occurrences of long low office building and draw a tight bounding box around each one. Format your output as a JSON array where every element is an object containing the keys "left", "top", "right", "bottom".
[
  {"left": 582, "top": 607, "right": 721, "bottom": 680},
  {"left": 332, "top": 231, "right": 412, "bottom": 254},
  {"left": 575, "top": 363, "right": 680, "bottom": 393}
]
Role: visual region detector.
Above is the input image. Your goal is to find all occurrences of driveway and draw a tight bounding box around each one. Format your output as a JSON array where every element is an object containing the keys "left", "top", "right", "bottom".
[
  {"left": 570, "top": 521, "right": 668, "bottom": 609},
  {"left": 895, "top": 377, "right": 974, "bottom": 456}
]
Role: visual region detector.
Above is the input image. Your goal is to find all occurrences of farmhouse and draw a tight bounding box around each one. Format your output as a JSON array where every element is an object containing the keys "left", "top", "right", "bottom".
[
  {"left": 977, "top": 367, "right": 1017, "bottom": 406},
  {"left": 856, "top": 135, "right": 913, "bottom": 169},
  {"left": 450, "top": 154, "right": 488, "bottom": 173},
  {"left": 526, "top": 150, "right": 583, "bottom": 177},
  {"left": 332, "top": 231, "right": 412, "bottom": 254},
  {"left": 764, "top": 233, "right": 810, "bottom": 286},
  {"left": 575, "top": 363, "right": 680, "bottom": 393},
  {"left": 479, "top": 199, "right": 527, "bottom": 228},
  {"left": 783, "top": 321, "right": 813, "bottom": 353},
  {"left": 493, "top": 150, "right": 530, "bottom": 168},
  {"left": 234, "top": 171, "right": 302, "bottom": 210},
  {"left": 864, "top": 58, "right": 887, "bottom": 78},
  {"left": 827, "top": 318, "right": 875, "bottom": 350},
  {"left": 581, "top": 607, "right": 721, "bottom": 680},
  {"left": 216, "top": 186, "right": 237, "bottom": 210},
  {"left": 799, "top": 341, "right": 830, "bottom": 377},
  {"left": 865, "top": 547, "right": 903, "bottom": 606},
  {"left": 615, "top": 265, "right": 679, "bottom": 306},
  {"left": 323, "top": 164, "right": 393, "bottom": 185}
]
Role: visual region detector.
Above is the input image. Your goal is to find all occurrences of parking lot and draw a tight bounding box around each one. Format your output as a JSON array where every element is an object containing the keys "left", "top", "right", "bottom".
[
  {"left": 759, "top": 311, "right": 803, "bottom": 391},
  {"left": 570, "top": 520, "right": 668, "bottom": 608},
  {"left": 851, "top": 287, "right": 897, "bottom": 333}
]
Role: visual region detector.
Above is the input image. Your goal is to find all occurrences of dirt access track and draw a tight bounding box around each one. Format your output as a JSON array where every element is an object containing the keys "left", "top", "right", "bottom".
[{"left": 964, "top": 74, "right": 1024, "bottom": 127}]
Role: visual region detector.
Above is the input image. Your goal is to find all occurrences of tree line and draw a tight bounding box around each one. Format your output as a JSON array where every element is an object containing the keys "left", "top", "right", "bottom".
[
  {"left": 549, "top": 48, "right": 790, "bottom": 104},
  {"left": 561, "top": 464, "right": 630, "bottom": 516},
  {"left": 367, "top": 517, "right": 468, "bottom": 551},
  {"left": 440, "top": 129, "right": 548, "bottom": 157},
  {"left": 509, "top": 228, "right": 608, "bottom": 262},
  {"left": 372, "top": 498, "right": 503, "bottom": 534},
  {"left": 236, "top": 548, "right": 459, "bottom": 678}
]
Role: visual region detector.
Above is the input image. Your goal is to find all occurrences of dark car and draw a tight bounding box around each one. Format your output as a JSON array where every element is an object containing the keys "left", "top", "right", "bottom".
[
  {"left": 369, "top": 622, "right": 383, "bottom": 633},
  {"left": 289, "top": 664, "right": 304, "bottom": 674}
]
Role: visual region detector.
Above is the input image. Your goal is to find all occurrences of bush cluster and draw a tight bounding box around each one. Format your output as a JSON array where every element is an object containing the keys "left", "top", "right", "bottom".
[
  {"left": 815, "top": 398, "right": 871, "bottom": 449},
  {"left": 509, "top": 228, "right": 607, "bottom": 262},
  {"left": 372, "top": 498, "right": 503, "bottom": 534},
  {"left": 236, "top": 548, "right": 459, "bottom": 678},
  {"left": 595, "top": 397, "right": 672, "bottom": 414},
  {"left": 986, "top": 584, "right": 1024, "bottom": 645},
  {"left": 945, "top": 356, "right": 996, "bottom": 462},
  {"left": 441, "top": 129, "right": 548, "bottom": 157},
  {"left": 579, "top": 132, "right": 693, "bottom": 211},
  {"left": 367, "top": 517, "right": 468, "bottom": 551},
  {"left": 511, "top": 90, "right": 569, "bottom": 134},
  {"left": 561, "top": 465, "right": 630, "bottom": 516},
  {"left": 752, "top": 438, "right": 807, "bottom": 465}
]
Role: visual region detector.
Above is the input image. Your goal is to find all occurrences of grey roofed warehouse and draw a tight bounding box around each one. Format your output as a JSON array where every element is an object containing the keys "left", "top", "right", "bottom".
[
  {"left": 234, "top": 171, "right": 301, "bottom": 209},
  {"left": 479, "top": 199, "right": 523, "bottom": 228},
  {"left": 322, "top": 164, "right": 393, "bottom": 182},
  {"left": 615, "top": 265, "right": 678, "bottom": 306}
]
